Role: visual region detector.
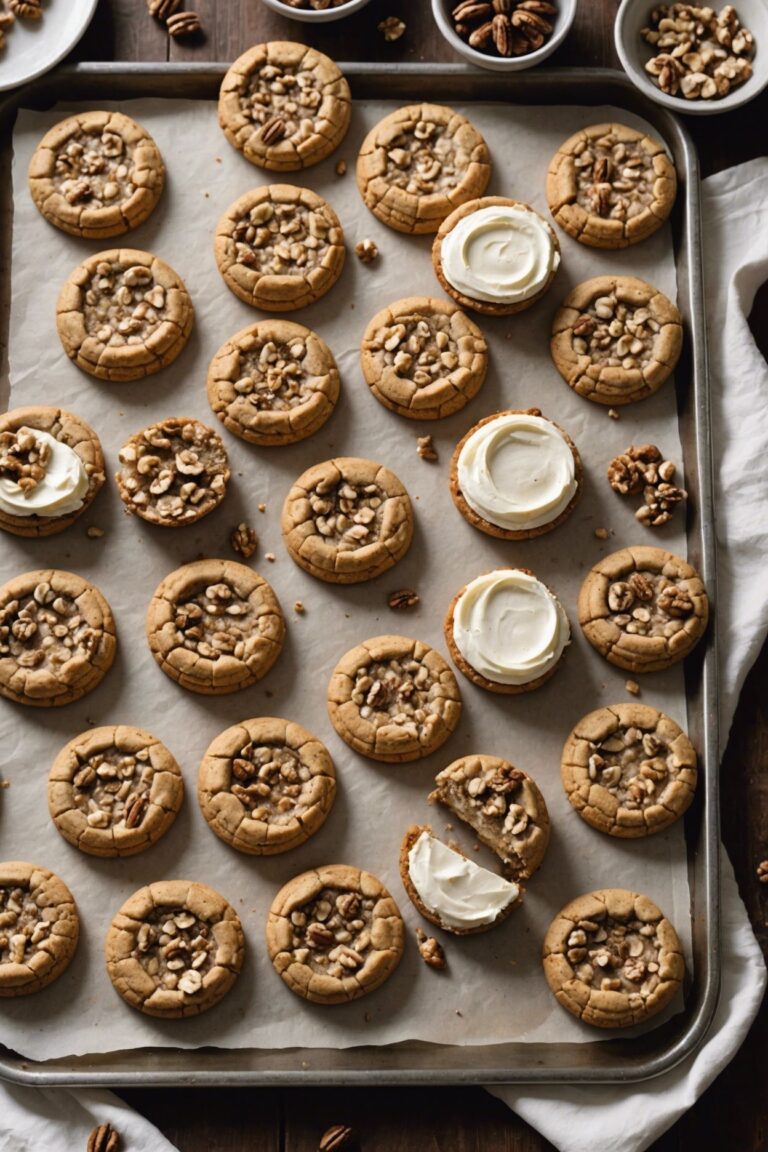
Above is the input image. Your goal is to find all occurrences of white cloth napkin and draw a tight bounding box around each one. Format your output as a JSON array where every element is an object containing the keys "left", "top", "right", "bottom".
[{"left": 1, "top": 161, "right": 767, "bottom": 1152}]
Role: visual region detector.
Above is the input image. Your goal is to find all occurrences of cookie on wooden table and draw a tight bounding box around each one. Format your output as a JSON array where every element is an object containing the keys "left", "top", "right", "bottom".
[{"left": 0, "top": 862, "right": 79, "bottom": 997}]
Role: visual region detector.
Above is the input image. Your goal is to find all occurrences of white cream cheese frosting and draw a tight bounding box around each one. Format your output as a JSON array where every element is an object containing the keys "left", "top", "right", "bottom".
[
  {"left": 0, "top": 428, "right": 88, "bottom": 519},
  {"left": 452, "top": 569, "right": 570, "bottom": 686},
  {"left": 440, "top": 203, "right": 560, "bottom": 305},
  {"left": 457, "top": 412, "right": 578, "bottom": 531},
  {"left": 407, "top": 831, "right": 519, "bottom": 930}
]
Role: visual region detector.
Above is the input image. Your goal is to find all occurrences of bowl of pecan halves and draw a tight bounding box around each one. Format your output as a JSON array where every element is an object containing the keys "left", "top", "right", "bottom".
[{"left": 432, "top": 0, "right": 577, "bottom": 70}]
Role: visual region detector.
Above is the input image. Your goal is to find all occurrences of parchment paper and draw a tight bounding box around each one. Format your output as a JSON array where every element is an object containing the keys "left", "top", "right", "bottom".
[{"left": 1, "top": 98, "right": 692, "bottom": 1060}]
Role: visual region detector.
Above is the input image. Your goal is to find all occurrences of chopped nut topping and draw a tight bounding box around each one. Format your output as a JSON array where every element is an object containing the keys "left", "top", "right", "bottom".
[
  {"left": 239, "top": 57, "right": 324, "bottom": 140},
  {"left": 571, "top": 293, "right": 661, "bottom": 372},
  {"left": 305, "top": 476, "right": 385, "bottom": 551},
  {"left": 0, "top": 427, "right": 51, "bottom": 494},
  {"left": 568, "top": 912, "right": 665, "bottom": 997},
  {"left": 70, "top": 743, "right": 156, "bottom": 832},
  {"left": 0, "top": 883, "right": 51, "bottom": 967},
  {"left": 287, "top": 887, "right": 377, "bottom": 978},
  {"left": 355, "top": 238, "right": 379, "bottom": 263},
  {"left": 642, "top": 4, "right": 754, "bottom": 101},
  {"left": 83, "top": 258, "right": 172, "bottom": 347},
  {"left": 117, "top": 418, "right": 229, "bottom": 525},
  {"left": 174, "top": 581, "right": 261, "bottom": 664},
  {"left": 607, "top": 569, "right": 693, "bottom": 637},
  {"left": 586, "top": 721, "right": 690, "bottom": 812},
  {"left": 230, "top": 521, "right": 258, "bottom": 559},
  {"left": 571, "top": 130, "right": 657, "bottom": 221},
  {"left": 225, "top": 333, "right": 323, "bottom": 411},
  {"left": 416, "top": 434, "right": 438, "bottom": 461},
  {"left": 377, "top": 115, "right": 477, "bottom": 197},
  {"left": 225, "top": 740, "right": 319, "bottom": 827},
  {"left": 352, "top": 655, "right": 444, "bottom": 743},
  {"left": 0, "top": 581, "right": 99, "bottom": 674},
  {"left": 50, "top": 127, "right": 136, "bottom": 208},
  {"left": 368, "top": 311, "right": 462, "bottom": 384},
  {"left": 132, "top": 907, "right": 215, "bottom": 993},
  {"left": 416, "top": 927, "right": 447, "bottom": 969},
  {"left": 378, "top": 15, "right": 406, "bottom": 41},
  {"left": 232, "top": 197, "right": 333, "bottom": 276}
]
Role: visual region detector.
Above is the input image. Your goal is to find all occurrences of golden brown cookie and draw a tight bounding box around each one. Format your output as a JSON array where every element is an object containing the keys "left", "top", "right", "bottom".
[
  {"left": 561, "top": 704, "right": 697, "bottom": 838},
  {"left": 214, "top": 184, "right": 345, "bottom": 312},
  {"left": 281, "top": 457, "right": 413, "bottom": 584},
  {"left": 266, "top": 864, "right": 404, "bottom": 1004},
  {"left": 550, "top": 276, "right": 683, "bottom": 405},
  {"left": 218, "top": 41, "right": 351, "bottom": 172},
  {"left": 578, "top": 546, "right": 709, "bottom": 673},
  {"left": 0, "top": 862, "right": 79, "bottom": 997},
  {"left": 449, "top": 409, "right": 582, "bottom": 540},
  {"left": 327, "top": 634, "right": 462, "bottom": 763},
  {"left": 198, "top": 717, "right": 336, "bottom": 855},
  {"left": 542, "top": 888, "right": 684, "bottom": 1028},
  {"left": 207, "top": 319, "right": 340, "bottom": 446},
  {"left": 56, "top": 249, "right": 194, "bottom": 382},
  {"left": 0, "top": 406, "right": 105, "bottom": 538},
  {"left": 356, "top": 103, "right": 491, "bottom": 235},
  {"left": 48, "top": 725, "right": 184, "bottom": 858},
  {"left": 360, "top": 296, "right": 488, "bottom": 420},
  {"left": 546, "top": 123, "right": 677, "bottom": 249},
  {"left": 105, "top": 880, "right": 245, "bottom": 1018},
  {"left": 0, "top": 569, "right": 117, "bottom": 707},
  {"left": 28, "top": 111, "right": 165, "bottom": 239}
]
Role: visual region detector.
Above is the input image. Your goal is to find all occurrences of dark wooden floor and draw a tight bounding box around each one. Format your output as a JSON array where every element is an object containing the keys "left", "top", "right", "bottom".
[{"left": 67, "top": 1, "right": 767, "bottom": 1147}]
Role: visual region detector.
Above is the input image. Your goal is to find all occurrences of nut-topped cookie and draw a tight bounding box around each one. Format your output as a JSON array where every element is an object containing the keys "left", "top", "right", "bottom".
[
  {"left": 551, "top": 276, "right": 683, "bottom": 405},
  {"left": 0, "top": 863, "right": 79, "bottom": 997},
  {"left": 218, "top": 41, "right": 351, "bottom": 172},
  {"left": 207, "top": 320, "right": 340, "bottom": 446},
  {"left": 198, "top": 717, "right": 336, "bottom": 855},
  {"left": 546, "top": 123, "right": 677, "bottom": 249},
  {"left": 561, "top": 704, "right": 697, "bottom": 838},
  {"left": 146, "top": 559, "right": 285, "bottom": 695},
  {"left": 0, "top": 570, "right": 116, "bottom": 707},
  {"left": 360, "top": 296, "right": 488, "bottom": 420},
  {"left": 0, "top": 406, "right": 105, "bottom": 538},
  {"left": 28, "top": 111, "right": 165, "bottom": 239},
  {"left": 356, "top": 104, "right": 491, "bottom": 235},
  {"left": 266, "top": 864, "right": 404, "bottom": 1004},
  {"left": 430, "top": 755, "right": 550, "bottom": 880},
  {"left": 327, "top": 635, "right": 462, "bottom": 763},
  {"left": 542, "top": 888, "right": 684, "bottom": 1028},
  {"left": 105, "top": 880, "right": 245, "bottom": 1018},
  {"left": 116, "top": 417, "right": 230, "bottom": 527},
  {"left": 56, "top": 249, "right": 194, "bottom": 381},
  {"left": 282, "top": 457, "right": 413, "bottom": 584},
  {"left": 214, "top": 184, "right": 345, "bottom": 312},
  {"left": 578, "top": 546, "right": 709, "bottom": 673},
  {"left": 48, "top": 726, "right": 184, "bottom": 858}
]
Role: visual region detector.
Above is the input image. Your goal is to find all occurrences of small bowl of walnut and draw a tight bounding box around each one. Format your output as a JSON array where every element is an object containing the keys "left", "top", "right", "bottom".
[
  {"left": 615, "top": 0, "right": 768, "bottom": 114},
  {"left": 259, "top": 0, "right": 372, "bottom": 21},
  {"left": 431, "top": 0, "right": 577, "bottom": 71}
]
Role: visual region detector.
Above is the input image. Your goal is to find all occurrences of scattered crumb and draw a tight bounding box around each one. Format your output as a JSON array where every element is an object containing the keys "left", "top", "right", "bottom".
[
  {"left": 757, "top": 860, "right": 768, "bottom": 884},
  {"left": 86, "top": 526, "right": 104, "bottom": 539},
  {"left": 416, "top": 434, "right": 438, "bottom": 462},
  {"left": 444, "top": 823, "right": 454, "bottom": 831},
  {"left": 455, "top": 1009, "right": 463, "bottom": 1017},
  {"left": 294, "top": 600, "right": 305, "bottom": 614},
  {"left": 625, "top": 679, "right": 641, "bottom": 696},
  {"left": 608, "top": 408, "right": 620, "bottom": 420},
  {"left": 364, "top": 1010, "right": 372, "bottom": 1023},
  {"left": 378, "top": 15, "right": 406, "bottom": 40},
  {"left": 0, "top": 779, "right": 9, "bottom": 790},
  {"left": 415, "top": 927, "right": 447, "bottom": 970},
  {"left": 335, "top": 159, "right": 347, "bottom": 177},
  {"left": 355, "top": 238, "right": 379, "bottom": 263},
  {"left": 472, "top": 843, "right": 481, "bottom": 852},
  {"left": 230, "top": 522, "right": 258, "bottom": 559},
  {"left": 203, "top": 191, "right": 209, "bottom": 198},
  {"left": 265, "top": 689, "right": 274, "bottom": 698},
  {"left": 388, "top": 589, "right": 419, "bottom": 610},
  {"left": 594, "top": 527, "right": 610, "bottom": 540},
  {"left": 265, "top": 551, "right": 276, "bottom": 563},
  {"left": 215, "top": 156, "right": 222, "bottom": 164},
  {"left": 258, "top": 502, "right": 266, "bottom": 513}
]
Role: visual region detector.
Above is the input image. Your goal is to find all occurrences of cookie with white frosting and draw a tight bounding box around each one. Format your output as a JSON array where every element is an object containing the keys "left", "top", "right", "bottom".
[
  {"left": 444, "top": 568, "right": 571, "bottom": 694},
  {"left": 449, "top": 408, "right": 582, "bottom": 539}
]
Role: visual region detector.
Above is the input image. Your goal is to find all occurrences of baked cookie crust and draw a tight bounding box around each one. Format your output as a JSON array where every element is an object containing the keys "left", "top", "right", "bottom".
[
  {"left": 147, "top": 559, "right": 285, "bottom": 696},
  {"left": 542, "top": 888, "right": 684, "bottom": 1028},
  {"left": 561, "top": 704, "right": 697, "bottom": 838},
  {"left": 48, "top": 725, "right": 184, "bottom": 858},
  {"left": 578, "top": 546, "right": 709, "bottom": 673},
  {"left": 266, "top": 864, "right": 404, "bottom": 1004},
  {"left": 105, "top": 880, "right": 244, "bottom": 1018},
  {"left": 198, "top": 717, "right": 336, "bottom": 855},
  {"left": 356, "top": 103, "right": 491, "bottom": 235},
  {"left": 546, "top": 123, "right": 677, "bottom": 249},
  {"left": 0, "top": 569, "right": 116, "bottom": 707},
  {"left": 0, "top": 862, "right": 79, "bottom": 997}
]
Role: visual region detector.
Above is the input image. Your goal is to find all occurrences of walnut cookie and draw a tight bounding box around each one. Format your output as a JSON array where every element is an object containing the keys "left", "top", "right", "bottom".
[
  {"left": 146, "top": 559, "right": 285, "bottom": 696},
  {"left": 281, "top": 457, "right": 413, "bottom": 584},
  {"left": 48, "top": 726, "right": 184, "bottom": 858},
  {"left": 207, "top": 320, "right": 339, "bottom": 446},
  {"left": 0, "top": 569, "right": 116, "bottom": 707},
  {"left": 578, "top": 546, "right": 709, "bottom": 673},
  {"left": 214, "top": 184, "right": 345, "bottom": 312},
  {"left": 0, "top": 862, "right": 79, "bottom": 997},
  {"left": 546, "top": 123, "right": 677, "bottom": 249},
  {"left": 551, "top": 276, "right": 683, "bottom": 406},
  {"left": 105, "top": 880, "right": 244, "bottom": 1018},
  {"left": 56, "top": 249, "right": 194, "bottom": 382},
  {"left": 327, "top": 635, "right": 462, "bottom": 764},
  {"left": 561, "top": 704, "right": 697, "bottom": 838},
  {"left": 28, "top": 111, "right": 165, "bottom": 239},
  {"left": 360, "top": 296, "right": 488, "bottom": 420},
  {"left": 218, "top": 41, "right": 351, "bottom": 172},
  {"left": 198, "top": 717, "right": 335, "bottom": 855},
  {"left": 0, "top": 406, "right": 105, "bottom": 538},
  {"left": 542, "top": 888, "right": 684, "bottom": 1028},
  {"left": 115, "top": 417, "right": 230, "bottom": 527},
  {"left": 266, "top": 864, "right": 404, "bottom": 1005},
  {"left": 356, "top": 103, "right": 491, "bottom": 235}
]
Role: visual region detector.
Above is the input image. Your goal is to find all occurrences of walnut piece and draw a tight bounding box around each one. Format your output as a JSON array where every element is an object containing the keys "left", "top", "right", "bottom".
[{"left": 642, "top": 4, "right": 755, "bottom": 102}]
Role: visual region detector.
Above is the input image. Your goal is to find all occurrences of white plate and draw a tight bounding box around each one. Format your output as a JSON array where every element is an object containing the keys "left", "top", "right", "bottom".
[{"left": 0, "top": 0, "right": 99, "bottom": 94}]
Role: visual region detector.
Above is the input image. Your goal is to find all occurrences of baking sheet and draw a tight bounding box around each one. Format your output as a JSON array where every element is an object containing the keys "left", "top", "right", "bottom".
[{"left": 1, "top": 97, "right": 692, "bottom": 1060}]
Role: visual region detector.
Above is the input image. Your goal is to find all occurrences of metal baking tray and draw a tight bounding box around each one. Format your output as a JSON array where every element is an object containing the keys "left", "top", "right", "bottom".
[{"left": 0, "top": 62, "right": 719, "bottom": 1087}]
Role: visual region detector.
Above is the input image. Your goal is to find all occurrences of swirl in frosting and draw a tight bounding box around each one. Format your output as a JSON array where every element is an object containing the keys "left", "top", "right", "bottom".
[
  {"left": 440, "top": 203, "right": 559, "bottom": 304},
  {"left": 0, "top": 429, "right": 88, "bottom": 519},
  {"left": 408, "top": 831, "right": 519, "bottom": 930}
]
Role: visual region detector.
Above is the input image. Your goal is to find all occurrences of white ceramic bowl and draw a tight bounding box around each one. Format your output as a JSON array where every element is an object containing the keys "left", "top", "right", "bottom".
[
  {"left": 431, "top": 0, "right": 577, "bottom": 71},
  {"left": 615, "top": 0, "right": 768, "bottom": 115},
  {"left": 259, "top": 0, "right": 371, "bottom": 21}
]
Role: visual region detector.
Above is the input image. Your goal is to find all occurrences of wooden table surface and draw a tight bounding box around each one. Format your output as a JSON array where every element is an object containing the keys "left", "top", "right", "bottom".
[{"left": 67, "top": 1, "right": 768, "bottom": 1148}]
